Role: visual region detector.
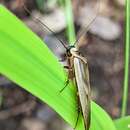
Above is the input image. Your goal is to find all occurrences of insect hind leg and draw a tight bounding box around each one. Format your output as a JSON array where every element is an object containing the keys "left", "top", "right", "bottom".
[
  {"left": 74, "top": 107, "right": 80, "bottom": 130},
  {"left": 59, "top": 79, "right": 69, "bottom": 93},
  {"left": 59, "top": 65, "right": 73, "bottom": 93},
  {"left": 74, "top": 94, "right": 81, "bottom": 129}
]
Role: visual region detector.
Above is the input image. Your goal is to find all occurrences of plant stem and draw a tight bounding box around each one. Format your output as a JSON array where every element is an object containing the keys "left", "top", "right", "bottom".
[
  {"left": 36, "top": 0, "right": 44, "bottom": 11},
  {"left": 64, "top": 0, "right": 76, "bottom": 44},
  {"left": 121, "top": 0, "right": 130, "bottom": 117}
]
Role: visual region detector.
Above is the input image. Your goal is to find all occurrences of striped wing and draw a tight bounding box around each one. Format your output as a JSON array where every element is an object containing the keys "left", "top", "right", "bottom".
[{"left": 73, "top": 57, "right": 91, "bottom": 130}]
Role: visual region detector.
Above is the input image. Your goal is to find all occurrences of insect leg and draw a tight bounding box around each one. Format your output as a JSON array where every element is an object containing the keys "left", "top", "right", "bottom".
[
  {"left": 59, "top": 79, "right": 70, "bottom": 93},
  {"left": 64, "top": 66, "right": 70, "bottom": 69},
  {"left": 74, "top": 97, "right": 81, "bottom": 129},
  {"left": 59, "top": 66, "right": 73, "bottom": 93}
]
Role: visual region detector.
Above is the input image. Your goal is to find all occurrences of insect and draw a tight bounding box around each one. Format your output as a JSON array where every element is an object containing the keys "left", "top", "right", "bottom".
[
  {"left": 64, "top": 45, "right": 91, "bottom": 130},
  {"left": 19, "top": 0, "right": 100, "bottom": 129}
]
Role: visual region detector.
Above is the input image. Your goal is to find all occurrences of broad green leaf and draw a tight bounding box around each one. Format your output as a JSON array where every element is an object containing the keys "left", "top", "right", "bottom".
[
  {"left": 90, "top": 102, "right": 116, "bottom": 130},
  {"left": 0, "top": 5, "right": 116, "bottom": 130},
  {"left": 114, "top": 116, "right": 130, "bottom": 130}
]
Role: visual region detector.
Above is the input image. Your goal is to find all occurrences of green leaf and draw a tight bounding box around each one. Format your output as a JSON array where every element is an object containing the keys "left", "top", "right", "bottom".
[
  {"left": 114, "top": 116, "right": 130, "bottom": 130},
  {"left": 90, "top": 102, "right": 116, "bottom": 130},
  {"left": 0, "top": 5, "right": 116, "bottom": 130},
  {"left": 0, "top": 4, "right": 77, "bottom": 128}
]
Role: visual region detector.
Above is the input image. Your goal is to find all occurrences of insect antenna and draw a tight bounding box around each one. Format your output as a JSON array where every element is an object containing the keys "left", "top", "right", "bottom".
[
  {"left": 73, "top": 0, "right": 101, "bottom": 45},
  {"left": 19, "top": 0, "right": 68, "bottom": 50}
]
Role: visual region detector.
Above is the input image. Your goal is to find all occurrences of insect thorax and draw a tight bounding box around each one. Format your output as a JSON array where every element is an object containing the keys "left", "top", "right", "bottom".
[{"left": 67, "top": 45, "right": 79, "bottom": 57}]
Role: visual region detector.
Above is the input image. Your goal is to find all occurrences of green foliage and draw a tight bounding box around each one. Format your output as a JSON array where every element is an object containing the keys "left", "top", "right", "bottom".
[
  {"left": 64, "top": 0, "right": 76, "bottom": 44},
  {"left": 36, "top": 0, "right": 44, "bottom": 11},
  {"left": 121, "top": 0, "right": 130, "bottom": 117},
  {"left": 115, "top": 116, "right": 130, "bottom": 130},
  {"left": 0, "top": 4, "right": 129, "bottom": 130},
  {"left": 36, "top": 0, "right": 57, "bottom": 12},
  {"left": 0, "top": 5, "right": 77, "bottom": 128},
  {"left": 0, "top": 5, "right": 115, "bottom": 130}
]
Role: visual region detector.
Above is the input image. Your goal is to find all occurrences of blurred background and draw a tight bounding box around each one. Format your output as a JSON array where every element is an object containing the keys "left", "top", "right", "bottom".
[{"left": 0, "top": 0, "right": 128, "bottom": 130}]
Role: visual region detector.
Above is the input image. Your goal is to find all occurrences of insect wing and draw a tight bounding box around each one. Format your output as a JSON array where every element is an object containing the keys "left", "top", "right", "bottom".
[{"left": 73, "top": 57, "right": 91, "bottom": 130}]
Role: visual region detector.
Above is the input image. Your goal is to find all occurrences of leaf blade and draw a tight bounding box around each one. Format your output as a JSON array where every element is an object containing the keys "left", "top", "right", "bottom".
[{"left": 114, "top": 116, "right": 130, "bottom": 130}]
